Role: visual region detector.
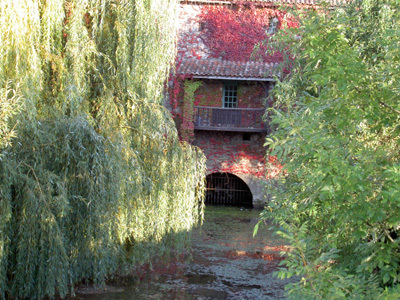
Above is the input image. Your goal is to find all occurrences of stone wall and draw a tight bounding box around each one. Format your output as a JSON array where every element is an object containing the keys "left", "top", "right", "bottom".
[
  {"left": 193, "top": 131, "right": 281, "bottom": 208},
  {"left": 177, "top": 4, "right": 210, "bottom": 60}
]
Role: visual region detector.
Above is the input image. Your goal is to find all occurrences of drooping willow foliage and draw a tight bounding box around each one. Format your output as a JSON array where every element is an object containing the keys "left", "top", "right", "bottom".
[{"left": 0, "top": 0, "right": 206, "bottom": 299}]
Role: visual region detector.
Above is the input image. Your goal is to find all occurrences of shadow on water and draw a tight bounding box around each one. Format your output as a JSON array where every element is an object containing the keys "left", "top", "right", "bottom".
[{"left": 75, "top": 206, "right": 294, "bottom": 300}]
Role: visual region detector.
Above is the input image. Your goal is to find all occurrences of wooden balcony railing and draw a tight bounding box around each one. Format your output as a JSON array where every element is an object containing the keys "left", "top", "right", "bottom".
[{"left": 194, "top": 106, "right": 267, "bottom": 132}]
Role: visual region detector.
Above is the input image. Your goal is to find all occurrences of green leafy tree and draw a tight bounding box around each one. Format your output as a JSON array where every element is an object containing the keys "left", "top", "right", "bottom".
[
  {"left": 0, "top": 0, "right": 206, "bottom": 298},
  {"left": 262, "top": 0, "right": 400, "bottom": 298}
]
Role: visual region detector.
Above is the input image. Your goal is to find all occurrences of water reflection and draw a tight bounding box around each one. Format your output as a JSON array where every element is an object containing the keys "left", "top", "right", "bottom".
[{"left": 76, "top": 206, "right": 293, "bottom": 300}]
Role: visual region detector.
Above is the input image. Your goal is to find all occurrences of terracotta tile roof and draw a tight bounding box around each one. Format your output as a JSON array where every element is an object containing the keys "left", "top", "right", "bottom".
[
  {"left": 177, "top": 58, "right": 279, "bottom": 80},
  {"left": 261, "top": 0, "right": 346, "bottom": 4},
  {"left": 181, "top": 0, "right": 347, "bottom": 6}
]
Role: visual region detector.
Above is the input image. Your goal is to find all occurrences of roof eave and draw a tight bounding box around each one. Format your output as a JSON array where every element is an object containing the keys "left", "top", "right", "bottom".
[
  {"left": 180, "top": 0, "right": 233, "bottom": 4},
  {"left": 179, "top": 0, "right": 345, "bottom": 8},
  {"left": 192, "top": 75, "right": 277, "bottom": 81}
]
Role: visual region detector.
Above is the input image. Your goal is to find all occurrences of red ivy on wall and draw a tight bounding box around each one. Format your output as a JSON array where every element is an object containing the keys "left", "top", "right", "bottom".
[
  {"left": 199, "top": 5, "right": 299, "bottom": 62},
  {"left": 170, "top": 4, "right": 300, "bottom": 137},
  {"left": 196, "top": 134, "right": 283, "bottom": 179},
  {"left": 168, "top": 4, "right": 293, "bottom": 180}
]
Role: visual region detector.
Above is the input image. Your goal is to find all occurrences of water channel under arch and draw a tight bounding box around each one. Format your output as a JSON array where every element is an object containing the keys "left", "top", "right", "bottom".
[
  {"left": 76, "top": 206, "right": 294, "bottom": 300},
  {"left": 205, "top": 173, "right": 253, "bottom": 208}
]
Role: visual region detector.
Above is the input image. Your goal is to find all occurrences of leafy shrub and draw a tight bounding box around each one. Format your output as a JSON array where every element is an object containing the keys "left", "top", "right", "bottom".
[{"left": 262, "top": 0, "right": 400, "bottom": 298}]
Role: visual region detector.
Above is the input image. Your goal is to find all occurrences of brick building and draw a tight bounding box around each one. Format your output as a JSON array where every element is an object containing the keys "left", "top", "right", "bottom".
[{"left": 169, "top": 0, "right": 345, "bottom": 208}]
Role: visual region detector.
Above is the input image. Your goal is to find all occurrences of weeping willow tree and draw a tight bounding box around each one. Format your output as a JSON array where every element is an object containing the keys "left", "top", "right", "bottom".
[{"left": 0, "top": 0, "right": 206, "bottom": 298}]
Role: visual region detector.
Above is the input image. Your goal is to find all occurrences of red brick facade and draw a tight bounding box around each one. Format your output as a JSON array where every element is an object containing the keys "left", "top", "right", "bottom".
[
  {"left": 169, "top": 1, "right": 295, "bottom": 206},
  {"left": 192, "top": 80, "right": 271, "bottom": 109}
]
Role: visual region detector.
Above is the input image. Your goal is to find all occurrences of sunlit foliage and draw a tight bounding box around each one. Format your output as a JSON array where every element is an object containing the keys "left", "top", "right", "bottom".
[
  {"left": 262, "top": 0, "right": 400, "bottom": 298},
  {"left": 199, "top": 4, "right": 299, "bottom": 62},
  {"left": 0, "top": 0, "right": 206, "bottom": 298}
]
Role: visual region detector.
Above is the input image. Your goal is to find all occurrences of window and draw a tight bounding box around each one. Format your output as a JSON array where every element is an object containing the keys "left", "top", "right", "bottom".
[
  {"left": 223, "top": 82, "right": 238, "bottom": 108},
  {"left": 198, "top": 21, "right": 205, "bottom": 31},
  {"left": 266, "top": 17, "right": 279, "bottom": 35}
]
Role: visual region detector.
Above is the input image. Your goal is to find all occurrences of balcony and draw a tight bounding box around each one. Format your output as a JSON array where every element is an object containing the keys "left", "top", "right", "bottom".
[{"left": 194, "top": 106, "right": 267, "bottom": 132}]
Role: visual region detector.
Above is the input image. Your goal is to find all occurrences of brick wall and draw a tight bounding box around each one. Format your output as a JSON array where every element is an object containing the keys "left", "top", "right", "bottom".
[
  {"left": 172, "top": 78, "right": 278, "bottom": 208},
  {"left": 193, "top": 131, "right": 266, "bottom": 176},
  {"left": 193, "top": 131, "right": 282, "bottom": 207},
  {"left": 193, "top": 79, "right": 271, "bottom": 108},
  {"left": 170, "top": 3, "right": 284, "bottom": 207}
]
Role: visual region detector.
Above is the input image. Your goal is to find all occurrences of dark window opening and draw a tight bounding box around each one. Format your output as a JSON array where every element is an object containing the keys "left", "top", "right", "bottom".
[
  {"left": 199, "top": 21, "right": 205, "bottom": 31},
  {"left": 243, "top": 133, "right": 251, "bottom": 141},
  {"left": 205, "top": 173, "right": 253, "bottom": 207}
]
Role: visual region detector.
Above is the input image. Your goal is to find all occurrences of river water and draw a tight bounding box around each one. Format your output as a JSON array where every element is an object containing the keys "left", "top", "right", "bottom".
[{"left": 76, "top": 206, "right": 293, "bottom": 300}]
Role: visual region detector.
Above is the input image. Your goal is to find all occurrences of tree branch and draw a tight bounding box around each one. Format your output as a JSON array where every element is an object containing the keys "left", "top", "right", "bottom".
[{"left": 379, "top": 101, "right": 400, "bottom": 115}]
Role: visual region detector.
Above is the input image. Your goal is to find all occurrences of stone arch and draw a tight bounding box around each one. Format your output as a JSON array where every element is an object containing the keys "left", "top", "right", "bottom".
[
  {"left": 205, "top": 172, "right": 253, "bottom": 207},
  {"left": 232, "top": 173, "right": 266, "bottom": 208}
]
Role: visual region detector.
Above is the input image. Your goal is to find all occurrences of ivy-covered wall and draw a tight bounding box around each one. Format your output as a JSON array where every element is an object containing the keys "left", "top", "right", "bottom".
[
  {"left": 193, "top": 79, "right": 270, "bottom": 108},
  {"left": 169, "top": 2, "right": 285, "bottom": 140},
  {"left": 167, "top": 1, "right": 287, "bottom": 205},
  {"left": 193, "top": 131, "right": 282, "bottom": 206},
  {"left": 172, "top": 78, "right": 272, "bottom": 142},
  {"left": 176, "top": 2, "right": 299, "bottom": 62}
]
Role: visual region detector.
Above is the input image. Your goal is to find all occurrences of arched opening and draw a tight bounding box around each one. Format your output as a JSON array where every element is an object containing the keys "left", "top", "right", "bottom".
[{"left": 205, "top": 173, "right": 253, "bottom": 207}]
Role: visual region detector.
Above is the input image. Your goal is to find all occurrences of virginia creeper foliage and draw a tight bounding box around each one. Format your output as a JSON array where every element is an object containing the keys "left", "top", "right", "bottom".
[{"left": 199, "top": 5, "right": 299, "bottom": 62}]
